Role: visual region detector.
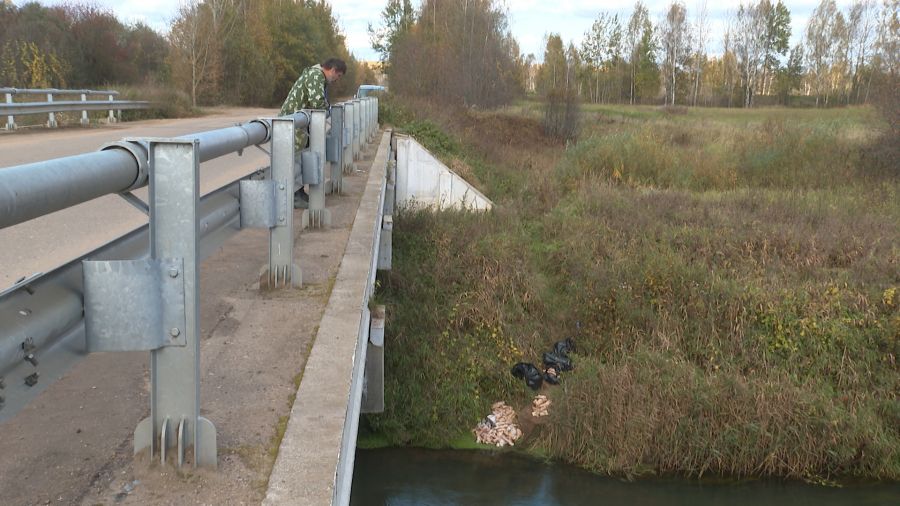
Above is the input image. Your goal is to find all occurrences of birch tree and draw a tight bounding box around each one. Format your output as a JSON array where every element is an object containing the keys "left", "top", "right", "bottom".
[
  {"left": 169, "top": 1, "right": 236, "bottom": 106},
  {"left": 805, "top": 0, "right": 840, "bottom": 106},
  {"left": 626, "top": 2, "right": 652, "bottom": 104},
  {"left": 660, "top": 1, "right": 690, "bottom": 105},
  {"left": 733, "top": 2, "right": 766, "bottom": 107},
  {"left": 691, "top": 0, "right": 709, "bottom": 105}
]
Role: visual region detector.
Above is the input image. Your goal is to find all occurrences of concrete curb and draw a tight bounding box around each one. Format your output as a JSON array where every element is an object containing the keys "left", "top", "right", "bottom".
[{"left": 264, "top": 129, "right": 392, "bottom": 505}]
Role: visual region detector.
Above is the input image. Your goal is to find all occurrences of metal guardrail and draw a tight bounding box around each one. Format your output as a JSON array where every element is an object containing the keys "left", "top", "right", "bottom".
[
  {"left": 0, "top": 96, "right": 381, "bottom": 473},
  {"left": 0, "top": 87, "right": 119, "bottom": 95},
  {"left": 2, "top": 87, "right": 148, "bottom": 129}
]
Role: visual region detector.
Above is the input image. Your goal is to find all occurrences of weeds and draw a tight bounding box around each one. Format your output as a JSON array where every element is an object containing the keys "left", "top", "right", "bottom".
[
  {"left": 116, "top": 83, "right": 198, "bottom": 120},
  {"left": 368, "top": 98, "right": 900, "bottom": 481}
]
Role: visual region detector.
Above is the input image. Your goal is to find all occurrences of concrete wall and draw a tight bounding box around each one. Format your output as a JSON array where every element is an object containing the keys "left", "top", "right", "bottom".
[{"left": 395, "top": 135, "right": 492, "bottom": 211}]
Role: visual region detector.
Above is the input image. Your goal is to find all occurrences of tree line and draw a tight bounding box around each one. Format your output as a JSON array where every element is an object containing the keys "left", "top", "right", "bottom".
[
  {"left": 371, "top": 0, "right": 897, "bottom": 109},
  {"left": 1, "top": 2, "right": 167, "bottom": 90},
  {"left": 2, "top": 0, "right": 896, "bottom": 110},
  {"left": 534, "top": 0, "right": 898, "bottom": 108},
  {"left": 370, "top": 0, "right": 523, "bottom": 108},
  {"left": 0, "top": 0, "right": 370, "bottom": 106}
]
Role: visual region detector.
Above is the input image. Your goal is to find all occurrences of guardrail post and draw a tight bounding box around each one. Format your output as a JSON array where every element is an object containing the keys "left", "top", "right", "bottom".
[
  {"left": 370, "top": 98, "right": 376, "bottom": 137},
  {"left": 358, "top": 98, "right": 369, "bottom": 160},
  {"left": 373, "top": 96, "right": 379, "bottom": 133},
  {"left": 352, "top": 99, "right": 361, "bottom": 160},
  {"left": 133, "top": 138, "right": 217, "bottom": 469},
  {"left": 302, "top": 110, "right": 330, "bottom": 229},
  {"left": 343, "top": 101, "right": 355, "bottom": 175},
  {"left": 269, "top": 118, "right": 301, "bottom": 288},
  {"left": 358, "top": 99, "right": 366, "bottom": 148},
  {"left": 4, "top": 92, "right": 14, "bottom": 130},
  {"left": 327, "top": 105, "right": 344, "bottom": 195},
  {"left": 366, "top": 97, "right": 375, "bottom": 142},
  {"left": 364, "top": 98, "right": 370, "bottom": 141},
  {"left": 367, "top": 98, "right": 374, "bottom": 142},
  {"left": 108, "top": 94, "right": 117, "bottom": 124},
  {"left": 46, "top": 93, "right": 57, "bottom": 128},
  {"left": 363, "top": 98, "right": 371, "bottom": 144},
  {"left": 80, "top": 93, "right": 89, "bottom": 126}
]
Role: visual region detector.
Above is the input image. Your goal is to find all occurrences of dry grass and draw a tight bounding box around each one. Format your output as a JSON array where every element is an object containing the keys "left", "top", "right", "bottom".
[{"left": 369, "top": 97, "right": 900, "bottom": 481}]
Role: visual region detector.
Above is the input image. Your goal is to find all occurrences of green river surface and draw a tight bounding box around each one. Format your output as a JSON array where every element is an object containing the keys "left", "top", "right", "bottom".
[{"left": 350, "top": 448, "right": 900, "bottom": 505}]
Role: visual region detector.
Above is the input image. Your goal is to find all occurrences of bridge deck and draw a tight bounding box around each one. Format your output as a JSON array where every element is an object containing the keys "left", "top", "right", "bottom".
[{"left": 0, "top": 118, "right": 385, "bottom": 505}]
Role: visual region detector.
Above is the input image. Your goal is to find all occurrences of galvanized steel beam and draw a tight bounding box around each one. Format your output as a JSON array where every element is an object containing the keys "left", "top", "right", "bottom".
[
  {"left": 352, "top": 99, "right": 361, "bottom": 160},
  {"left": 0, "top": 115, "right": 314, "bottom": 230},
  {"left": 0, "top": 88, "right": 120, "bottom": 96},
  {"left": 0, "top": 100, "right": 149, "bottom": 116},
  {"left": 0, "top": 171, "right": 249, "bottom": 422},
  {"left": 131, "top": 139, "right": 217, "bottom": 468},
  {"left": 0, "top": 149, "right": 143, "bottom": 229},
  {"left": 327, "top": 105, "right": 345, "bottom": 194},
  {"left": 343, "top": 102, "right": 355, "bottom": 175},
  {"left": 266, "top": 117, "right": 300, "bottom": 287},
  {"left": 1, "top": 101, "right": 378, "bottom": 472},
  {"left": 302, "top": 110, "right": 330, "bottom": 229}
]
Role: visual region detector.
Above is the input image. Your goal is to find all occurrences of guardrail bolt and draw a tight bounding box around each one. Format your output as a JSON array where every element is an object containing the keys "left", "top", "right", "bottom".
[
  {"left": 170, "top": 328, "right": 181, "bottom": 338},
  {"left": 278, "top": 184, "right": 285, "bottom": 190},
  {"left": 24, "top": 353, "right": 38, "bottom": 367},
  {"left": 168, "top": 268, "right": 179, "bottom": 278}
]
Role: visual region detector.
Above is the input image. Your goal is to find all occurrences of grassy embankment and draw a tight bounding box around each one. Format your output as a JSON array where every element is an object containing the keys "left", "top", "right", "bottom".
[{"left": 365, "top": 97, "right": 899, "bottom": 482}]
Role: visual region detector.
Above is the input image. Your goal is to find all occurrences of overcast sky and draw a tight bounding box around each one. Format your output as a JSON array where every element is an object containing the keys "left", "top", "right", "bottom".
[{"left": 25, "top": 0, "right": 855, "bottom": 61}]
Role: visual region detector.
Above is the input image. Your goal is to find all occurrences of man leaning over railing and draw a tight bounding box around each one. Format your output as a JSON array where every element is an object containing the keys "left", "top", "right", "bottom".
[{"left": 279, "top": 58, "right": 346, "bottom": 209}]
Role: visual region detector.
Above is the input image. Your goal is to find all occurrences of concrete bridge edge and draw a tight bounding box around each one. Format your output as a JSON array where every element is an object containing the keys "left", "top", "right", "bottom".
[{"left": 263, "top": 129, "right": 392, "bottom": 506}]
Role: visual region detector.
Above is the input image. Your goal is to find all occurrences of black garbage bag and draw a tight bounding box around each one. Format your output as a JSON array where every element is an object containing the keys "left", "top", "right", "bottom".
[
  {"left": 542, "top": 351, "right": 573, "bottom": 372},
  {"left": 511, "top": 362, "right": 544, "bottom": 390},
  {"left": 553, "top": 337, "right": 576, "bottom": 357}
]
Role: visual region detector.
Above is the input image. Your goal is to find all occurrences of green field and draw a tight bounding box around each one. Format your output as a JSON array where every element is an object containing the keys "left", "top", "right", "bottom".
[
  {"left": 368, "top": 98, "right": 899, "bottom": 482},
  {"left": 511, "top": 99, "right": 881, "bottom": 124}
]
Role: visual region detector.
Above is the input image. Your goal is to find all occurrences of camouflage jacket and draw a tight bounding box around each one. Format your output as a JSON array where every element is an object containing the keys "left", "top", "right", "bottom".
[
  {"left": 280, "top": 64, "right": 328, "bottom": 115},
  {"left": 280, "top": 64, "right": 328, "bottom": 150}
]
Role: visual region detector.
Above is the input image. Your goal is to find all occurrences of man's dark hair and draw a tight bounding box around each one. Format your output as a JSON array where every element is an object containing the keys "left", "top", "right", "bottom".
[{"left": 322, "top": 58, "right": 347, "bottom": 74}]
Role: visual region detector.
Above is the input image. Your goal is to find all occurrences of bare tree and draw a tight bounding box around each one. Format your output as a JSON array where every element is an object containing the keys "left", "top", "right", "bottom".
[
  {"left": 847, "top": 0, "right": 878, "bottom": 103},
  {"left": 691, "top": 0, "right": 709, "bottom": 105},
  {"left": 875, "top": 0, "right": 898, "bottom": 76},
  {"left": 626, "top": 2, "right": 652, "bottom": 105},
  {"left": 660, "top": 1, "right": 691, "bottom": 105},
  {"left": 733, "top": 1, "right": 766, "bottom": 107},
  {"left": 168, "top": 0, "right": 237, "bottom": 107},
  {"left": 368, "top": 0, "right": 415, "bottom": 63},
  {"left": 805, "top": 0, "right": 841, "bottom": 106}
]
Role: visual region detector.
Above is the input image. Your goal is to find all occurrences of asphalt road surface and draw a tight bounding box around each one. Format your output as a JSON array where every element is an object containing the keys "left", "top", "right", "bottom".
[{"left": 0, "top": 107, "right": 276, "bottom": 288}]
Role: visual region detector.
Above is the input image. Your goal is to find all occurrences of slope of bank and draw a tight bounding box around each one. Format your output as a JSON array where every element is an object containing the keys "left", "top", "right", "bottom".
[{"left": 366, "top": 97, "right": 899, "bottom": 482}]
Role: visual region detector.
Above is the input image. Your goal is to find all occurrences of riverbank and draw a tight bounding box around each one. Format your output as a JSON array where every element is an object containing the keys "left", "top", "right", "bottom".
[{"left": 366, "top": 96, "right": 899, "bottom": 482}]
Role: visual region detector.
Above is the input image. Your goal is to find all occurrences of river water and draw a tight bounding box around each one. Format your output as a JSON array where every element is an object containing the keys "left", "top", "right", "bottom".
[{"left": 351, "top": 448, "right": 900, "bottom": 505}]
